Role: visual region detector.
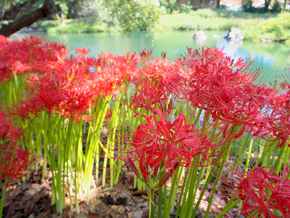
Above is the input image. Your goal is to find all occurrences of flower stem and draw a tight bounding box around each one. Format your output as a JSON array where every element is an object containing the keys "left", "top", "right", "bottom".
[
  {"left": 158, "top": 186, "right": 163, "bottom": 218},
  {"left": 215, "top": 197, "right": 241, "bottom": 218},
  {"left": 148, "top": 188, "right": 155, "bottom": 218},
  {"left": 245, "top": 138, "right": 254, "bottom": 172},
  {"left": 248, "top": 210, "right": 259, "bottom": 218}
]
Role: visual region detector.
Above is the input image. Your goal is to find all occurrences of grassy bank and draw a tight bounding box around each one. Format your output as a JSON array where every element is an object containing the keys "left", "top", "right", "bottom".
[
  {"left": 31, "top": 9, "right": 290, "bottom": 43},
  {"left": 31, "top": 19, "right": 108, "bottom": 33},
  {"left": 163, "top": 9, "right": 290, "bottom": 43},
  {"left": 243, "top": 12, "right": 290, "bottom": 43},
  {"left": 160, "top": 8, "right": 274, "bottom": 31}
]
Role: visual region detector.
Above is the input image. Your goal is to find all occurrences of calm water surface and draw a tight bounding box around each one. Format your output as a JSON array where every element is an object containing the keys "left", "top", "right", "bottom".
[{"left": 41, "top": 31, "right": 290, "bottom": 86}]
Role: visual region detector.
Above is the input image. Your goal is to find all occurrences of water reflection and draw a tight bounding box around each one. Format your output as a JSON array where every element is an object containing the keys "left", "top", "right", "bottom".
[
  {"left": 193, "top": 37, "right": 207, "bottom": 47},
  {"left": 228, "top": 40, "right": 243, "bottom": 50}
]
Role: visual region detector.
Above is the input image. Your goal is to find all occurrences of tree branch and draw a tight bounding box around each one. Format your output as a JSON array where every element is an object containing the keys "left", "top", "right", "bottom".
[
  {"left": 1, "top": 0, "right": 40, "bottom": 21},
  {"left": 0, "top": 0, "right": 60, "bottom": 37}
]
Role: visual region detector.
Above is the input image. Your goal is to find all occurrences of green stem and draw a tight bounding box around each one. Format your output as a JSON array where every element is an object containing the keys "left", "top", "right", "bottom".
[
  {"left": 248, "top": 210, "right": 259, "bottom": 218},
  {"left": 175, "top": 170, "right": 188, "bottom": 218},
  {"left": 274, "top": 145, "right": 287, "bottom": 173},
  {"left": 168, "top": 166, "right": 182, "bottom": 214},
  {"left": 215, "top": 197, "right": 241, "bottom": 218},
  {"left": 163, "top": 181, "right": 168, "bottom": 217},
  {"left": 148, "top": 188, "right": 155, "bottom": 218},
  {"left": 158, "top": 187, "right": 163, "bottom": 218},
  {"left": 191, "top": 167, "right": 214, "bottom": 218},
  {"left": 75, "top": 135, "right": 80, "bottom": 213},
  {"left": 245, "top": 138, "right": 254, "bottom": 172},
  {"left": 205, "top": 162, "right": 227, "bottom": 217}
]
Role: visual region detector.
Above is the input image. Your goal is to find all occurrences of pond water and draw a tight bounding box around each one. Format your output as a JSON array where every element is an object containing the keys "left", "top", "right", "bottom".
[{"left": 39, "top": 30, "right": 290, "bottom": 86}]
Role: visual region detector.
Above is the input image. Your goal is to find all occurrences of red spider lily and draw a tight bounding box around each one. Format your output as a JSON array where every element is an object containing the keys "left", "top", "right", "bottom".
[
  {"left": 136, "top": 57, "right": 181, "bottom": 87},
  {"left": 0, "top": 35, "right": 7, "bottom": 44},
  {"left": 76, "top": 48, "right": 89, "bottom": 56},
  {"left": 0, "top": 61, "right": 14, "bottom": 84},
  {"left": 169, "top": 47, "right": 286, "bottom": 146},
  {"left": 187, "top": 160, "right": 290, "bottom": 218},
  {"left": 171, "top": 48, "right": 254, "bottom": 113},
  {"left": 0, "top": 145, "right": 31, "bottom": 186},
  {"left": 13, "top": 50, "right": 137, "bottom": 120},
  {"left": 14, "top": 62, "right": 100, "bottom": 120},
  {"left": 157, "top": 162, "right": 180, "bottom": 187},
  {"left": 9, "top": 48, "right": 118, "bottom": 118},
  {"left": 183, "top": 48, "right": 260, "bottom": 114},
  {"left": 139, "top": 48, "right": 153, "bottom": 60},
  {"left": 95, "top": 52, "right": 140, "bottom": 95},
  {"left": 161, "top": 51, "right": 167, "bottom": 59},
  {"left": 262, "top": 81, "right": 290, "bottom": 147},
  {"left": 236, "top": 167, "right": 290, "bottom": 218},
  {"left": 130, "top": 81, "right": 168, "bottom": 112},
  {"left": 96, "top": 52, "right": 140, "bottom": 75},
  {"left": 0, "top": 110, "right": 30, "bottom": 187},
  {"left": 0, "top": 36, "right": 67, "bottom": 83},
  {"left": 130, "top": 56, "right": 181, "bottom": 113},
  {"left": 0, "top": 110, "right": 22, "bottom": 146},
  {"left": 122, "top": 108, "right": 228, "bottom": 186}
]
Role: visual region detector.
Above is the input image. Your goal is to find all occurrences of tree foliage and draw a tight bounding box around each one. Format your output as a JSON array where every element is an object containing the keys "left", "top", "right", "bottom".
[
  {"left": 1, "top": 0, "right": 44, "bottom": 20},
  {"left": 159, "top": 0, "right": 178, "bottom": 13},
  {"left": 103, "top": 0, "right": 162, "bottom": 32},
  {"left": 0, "top": 0, "right": 84, "bottom": 21},
  {"left": 242, "top": 0, "right": 257, "bottom": 12}
]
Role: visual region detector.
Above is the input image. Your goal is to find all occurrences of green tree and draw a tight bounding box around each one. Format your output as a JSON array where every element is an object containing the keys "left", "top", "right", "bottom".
[
  {"left": 242, "top": 0, "right": 256, "bottom": 12},
  {"left": 159, "top": 0, "right": 178, "bottom": 13},
  {"left": 272, "top": 1, "right": 282, "bottom": 12},
  {"left": 103, "top": 0, "right": 162, "bottom": 32},
  {"left": 0, "top": 0, "right": 163, "bottom": 36}
]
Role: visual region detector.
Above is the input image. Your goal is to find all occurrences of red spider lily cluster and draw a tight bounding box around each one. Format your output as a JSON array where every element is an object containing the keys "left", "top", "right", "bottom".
[
  {"left": 209, "top": 164, "right": 290, "bottom": 217},
  {"left": 0, "top": 110, "right": 30, "bottom": 186},
  {"left": 0, "top": 147, "right": 30, "bottom": 186},
  {"left": 1, "top": 35, "right": 290, "bottom": 217},
  {"left": 236, "top": 167, "right": 290, "bottom": 217},
  {"left": 128, "top": 108, "right": 230, "bottom": 187},
  {"left": 169, "top": 48, "right": 289, "bottom": 146},
  {"left": 0, "top": 36, "right": 139, "bottom": 120},
  {"left": 0, "top": 36, "right": 67, "bottom": 83}
]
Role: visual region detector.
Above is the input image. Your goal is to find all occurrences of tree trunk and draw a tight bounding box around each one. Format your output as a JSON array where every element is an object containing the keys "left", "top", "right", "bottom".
[
  {"left": 1, "top": 0, "right": 7, "bottom": 20},
  {"left": 190, "top": 0, "right": 195, "bottom": 8},
  {"left": 217, "top": 0, "right": 220, "bottom": 8},
  {"left": 61, "top": 11, "right": 65, "bottom": 26},
  {"left": 0, "top": 0, "right": 60, "bottom": 37},
  {"left": 264, "top": 0, "right": 271, "bottom": 11}
]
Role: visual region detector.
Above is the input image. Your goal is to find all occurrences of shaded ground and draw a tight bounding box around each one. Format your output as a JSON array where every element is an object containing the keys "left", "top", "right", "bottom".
[
  {"left": 1, "top": 164, "right": 245, "bottom": 218},
  {"left": 1, "top": 166, "right": 150, "bottom": 218}
]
